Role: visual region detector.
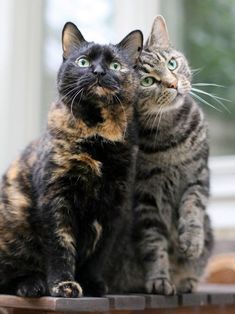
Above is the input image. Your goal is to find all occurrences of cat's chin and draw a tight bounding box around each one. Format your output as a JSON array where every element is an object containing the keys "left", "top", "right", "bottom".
[
  {"left": 93, "top": 86, "right": 116, "bottom": 98},
  {"left": 159, "top": 95, "right": 185, "bottom": 113},
  {"left": 168, "top": 94, "right": 185, "bottom": 110}
]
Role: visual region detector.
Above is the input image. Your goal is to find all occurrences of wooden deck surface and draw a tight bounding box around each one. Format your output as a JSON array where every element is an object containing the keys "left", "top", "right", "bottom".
[{"left": 0, "top": 284, "right": 234, "bottom": 313}]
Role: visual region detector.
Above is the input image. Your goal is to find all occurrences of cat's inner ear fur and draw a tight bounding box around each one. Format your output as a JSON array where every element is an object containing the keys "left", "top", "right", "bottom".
[
  {"left": 117, "top": 30, "right": 143, "bottom": 65},
  {"left": 146, "top": 15, "right": 170, "bottom": 48},
  {"left": 62, "top": 22, "right": 86, "bottom": 58}
]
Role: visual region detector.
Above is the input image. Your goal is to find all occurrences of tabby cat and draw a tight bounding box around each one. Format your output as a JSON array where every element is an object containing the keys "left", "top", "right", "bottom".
[
  {"left": 134, "top": 15, "right": 214, "bottom": 294},
  {"left": 0, "top": 22, "right": 143, "bottom": 297}
]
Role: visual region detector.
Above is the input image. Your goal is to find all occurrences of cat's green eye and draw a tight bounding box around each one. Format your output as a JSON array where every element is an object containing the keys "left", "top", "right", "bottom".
[
  {"left": 141, "top": 77, "right": 155, "bottom": 87},
  {"left": 110, "top": 61, "right": 121, "bottom": 71},
  {"left": 167, "top": 58, "right": 178, "bottom": 71},
  {"left": 75, "top": 57, "right": 90, "bottom": 67}
]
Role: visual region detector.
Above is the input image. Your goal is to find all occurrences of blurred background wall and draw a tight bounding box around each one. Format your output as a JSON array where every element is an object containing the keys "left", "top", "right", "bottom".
[{"left": 0, "top": 0, "right": 234, "bottom": 240}]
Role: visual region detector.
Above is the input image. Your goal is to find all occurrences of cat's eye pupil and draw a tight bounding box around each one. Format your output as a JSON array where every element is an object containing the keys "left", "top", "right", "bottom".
[
  {"left": 168, "top": 58, "right": 178, "bottom": 71},
  {"left": 76, "top": 57, "right": 90, "bottom": 68},
  {"left": 110, "top": 61, "right": 121, "bottom": 71},
  {"left": 141, "top": 76, "right": 155, "bottom": 87}
]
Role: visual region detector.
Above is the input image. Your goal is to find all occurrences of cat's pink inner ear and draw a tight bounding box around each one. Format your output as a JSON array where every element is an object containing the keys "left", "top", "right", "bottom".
[
  {"left": 62, "top": 22, "right": 86, "bottom": 58},
  {"left": 62, "top": 30, "right": 74, "bottom": 56},
  {"left": 146, "top": 15, "right": 170, "bottom": 48}
]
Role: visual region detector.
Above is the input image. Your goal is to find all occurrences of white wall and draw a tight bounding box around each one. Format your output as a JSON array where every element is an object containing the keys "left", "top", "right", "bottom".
[
  {"left": 113, "top": 0, "right": 160, "bottom": 42},
  {"left": 208, "top": 156, "right": 235, "bottom": 231},
  {"left": 0, "top": 0, "right": 43, "bottom": 175}
]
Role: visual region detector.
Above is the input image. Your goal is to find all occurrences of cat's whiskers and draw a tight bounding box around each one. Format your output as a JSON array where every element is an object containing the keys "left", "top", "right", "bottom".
[
  {"left": 155, "top": 105, "right": 164, "bottom": 134},
  {"left": 138, "top": 100, "right": 159, "bottom": 128},
  {"left": 114, "top": 94, "right": 128, "bottom": 139},
  {"left": 141, "top": 110, "right": 155, "bottom": 130},
  {"left": 77, "top": 89, "right": 84, "bottom": 110},
  {"left": 190, "top": 91, "right": 222, "bottom": 112},
  {"left": 75, "top": 175, "right": 82, "bottom": 185},
  {"left": 141, "top": 101, "right": 164, "bottom": 132},
  {"left": 191, "top": 87, "right": 231, "bottom": 113},
  {"left": 58, "top": 86, "right": 80, "bottom": 104},
  {"left": 152, "top": 105, "right": 164, "bottom": 132},
  {"left": 152, "top": 105, "right": 164, "bottom": 148},
  {"left": 192, "top": 83, "right": 225, "bottom": 88},
  {"left": 70, "top": 88, "right": 84, "bottom": 120},
  {"left": 146, "top": 108, "right": 160, "bottom": 129},
  {"left": 60, "top": 82, "right": 79, "bottom": 91},
  {"left": 191, "top": 67, "right": 203, "bottom": 77},
  {"left": 58, "top": 82, "right": 81, "bottom": 99},
  {"left": 86, "top": 80, "right": 100, "bottom": 97}
]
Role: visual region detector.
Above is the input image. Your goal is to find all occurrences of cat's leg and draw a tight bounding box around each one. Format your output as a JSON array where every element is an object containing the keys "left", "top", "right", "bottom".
[
  {"left": 173, "top": 257, "right": 206, "bottom": 293},
  {"left": 174, "top": 214, "right": 214, "bottom": 293},
  {"left": 78, "top": 218, "right": 121, "bottom": 296},
  {"left": 39, "top": 196, "right": 82, "bottom": 298},
  {"left": 178, "top": 166, "right": 209, "bottom": 259},
  {"left": 134, "top": 196, "right": 175, "bottom": 295},
  {"left": 78, "top": 262, "right": 108, "bottom": 297},
  {"left": 16, "top": 273, "right": 47, "bottom": 297},
  {"left": 143, "top": 240, "right": 176, "bottom": 295},
  {"left": 170, "top": 253, "right": 201, "bottom": 294}
]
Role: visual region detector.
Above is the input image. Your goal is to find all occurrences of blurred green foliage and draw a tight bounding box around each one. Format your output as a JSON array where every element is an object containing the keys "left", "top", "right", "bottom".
[{"left": 183, "top": 0, "right": 235, "bottom": 155}]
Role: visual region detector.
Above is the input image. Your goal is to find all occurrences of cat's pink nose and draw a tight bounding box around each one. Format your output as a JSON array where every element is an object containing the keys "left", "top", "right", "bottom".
[{"left": 168, "top": 80, "right": 178, "bottom": 89}]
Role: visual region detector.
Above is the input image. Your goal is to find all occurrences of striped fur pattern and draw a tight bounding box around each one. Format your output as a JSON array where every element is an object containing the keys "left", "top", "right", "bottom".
[
  {"left": 0, "top": 22, "right": 143, "bottom": 297},
  {"left": 134, "top": 16, "right": 214, "bottom": 295}
]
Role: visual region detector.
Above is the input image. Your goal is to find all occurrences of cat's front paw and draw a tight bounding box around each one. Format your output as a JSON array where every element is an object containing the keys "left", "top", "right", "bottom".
[
  {"left": 178, "top": 221, "right": 204, "bottom": 259},
  {"left": 177, "top": 278, "right": 198, "bottom": 294},
  {"left": 145, "top": 278, "right": 176, "bottom": 295},
  {"left": 50, "top": 281, "right": 83, "bottom": 298}
]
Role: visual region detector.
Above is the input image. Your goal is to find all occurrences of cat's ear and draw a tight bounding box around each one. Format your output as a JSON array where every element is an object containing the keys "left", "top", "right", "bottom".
[
  {"left": 62, "top": 22, "right": 86, "bottom": 58},
  {"left": 117, "top": 30, "right": 143, "bottom": 65},
  {"left": 146, "top": 15, "right": 170, "bottom": 48}
]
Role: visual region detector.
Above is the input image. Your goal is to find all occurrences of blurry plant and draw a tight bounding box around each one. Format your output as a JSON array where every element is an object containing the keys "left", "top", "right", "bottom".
[
  {"left": 183, "top": 0, "right": 235, "bottom": 155},
  {"left": 184, "top": 0, "right": 235, "bottom": 117}
]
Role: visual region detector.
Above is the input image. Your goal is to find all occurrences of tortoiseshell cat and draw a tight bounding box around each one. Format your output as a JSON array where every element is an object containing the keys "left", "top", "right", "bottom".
[
  {"left": 105, "top": 16, "right": 213, "bottom": 295},
  {"left": 134, "top": 16, "right": 213, "bottom": 294},
  {"left": 0, "top": 22, "right": 143, "bottom": 297}
]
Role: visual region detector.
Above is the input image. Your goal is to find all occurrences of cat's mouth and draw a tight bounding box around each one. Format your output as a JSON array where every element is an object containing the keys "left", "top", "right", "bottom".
[
  {"left": 94, "top": 86, "right": 116, "bottom": 97},
  {"left": 90, "top": 79, "right": 118, "bottom": 97}
]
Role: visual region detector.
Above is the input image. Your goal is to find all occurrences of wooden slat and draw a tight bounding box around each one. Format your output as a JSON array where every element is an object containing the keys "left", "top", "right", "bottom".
[
  {"left": 179, "top": 293, "right": 208, "bottom": 307},
  {"left": 208, "top": 293, "right": 235, "bottom": 305},
  {"left": 0, "top": 295, "right": 109, "bottom": 312},
  {"left": 0, "top": 295, "right": 56, "bottom": 311},
  {"left": 145, "top": 294, "right": 178, "bottom": 309},
  {"left": 55, "top": 297, "right": 109, "bottom": 312},
  {"left": 198, "top": 284, "right": 235, "bottom": 305},
  {"left": 107, "top": 295, "right": 145, "bottom": 310}
]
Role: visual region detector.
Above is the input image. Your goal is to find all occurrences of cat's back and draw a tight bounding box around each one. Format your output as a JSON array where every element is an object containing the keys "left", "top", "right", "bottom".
[
  {"left": 0, "top": 138, "right": 45, "bottom": 278},
  {"left": 0, "top": 138, "right": 42, "bottom": 225}
]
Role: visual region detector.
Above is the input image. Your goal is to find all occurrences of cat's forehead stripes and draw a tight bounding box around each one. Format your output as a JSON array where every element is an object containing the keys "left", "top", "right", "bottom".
[
  {"left": 141, "top": 51, "right": 166, "bottom": 70},
  {"left": 140, "top": 51, "right": 166, "bottom": 77}
]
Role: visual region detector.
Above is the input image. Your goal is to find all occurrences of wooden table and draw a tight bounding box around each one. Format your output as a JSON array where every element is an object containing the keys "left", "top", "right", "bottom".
[{"left": 0, "top": 284, "right": 234, "bottom": 314}]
